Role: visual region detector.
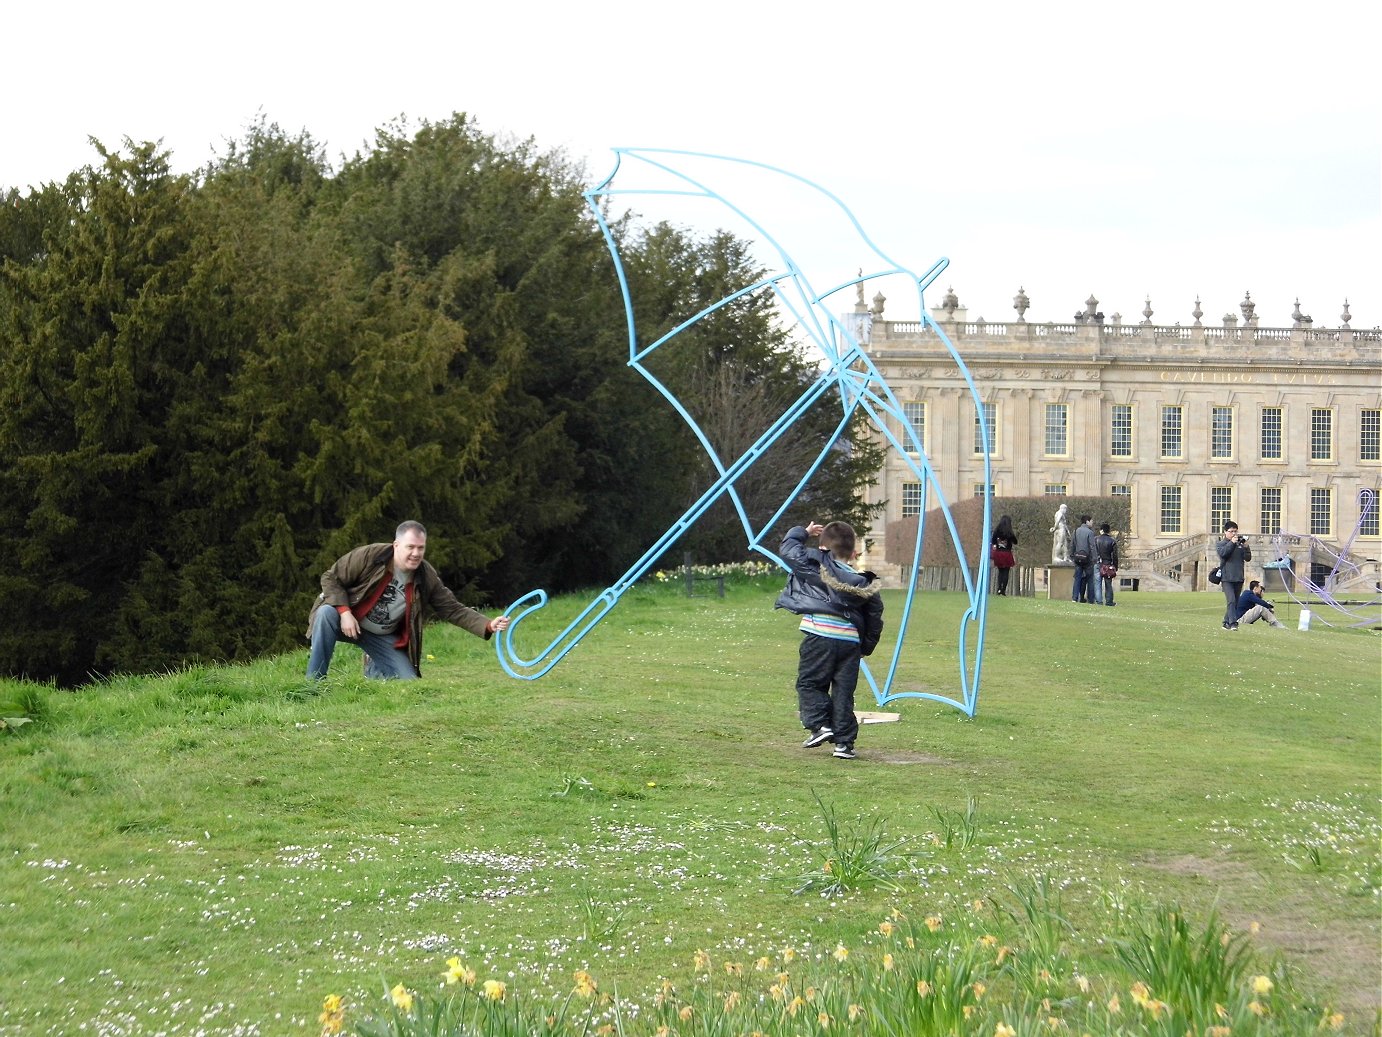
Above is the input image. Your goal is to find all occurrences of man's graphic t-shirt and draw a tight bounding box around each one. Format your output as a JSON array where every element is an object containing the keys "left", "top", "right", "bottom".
[{"left": 359, "top": 571, "right": 412, "bottom": 635}]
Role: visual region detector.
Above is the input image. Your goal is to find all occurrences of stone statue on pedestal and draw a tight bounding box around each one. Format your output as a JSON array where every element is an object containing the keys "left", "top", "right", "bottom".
[{"left": 1050, "top": 503, "right": 1071, "bottom": 563}]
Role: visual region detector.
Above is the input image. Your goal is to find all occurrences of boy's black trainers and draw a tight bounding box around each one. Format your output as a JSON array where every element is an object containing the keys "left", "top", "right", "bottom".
[
  {"left": 832, "top": 744, "right": 856, "bottom": 760},
  {"left": 803, "top": 727, "right": 834, "bottom": 748}
]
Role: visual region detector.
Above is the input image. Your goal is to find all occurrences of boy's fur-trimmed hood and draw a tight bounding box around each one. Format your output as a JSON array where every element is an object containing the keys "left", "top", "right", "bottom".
[{"left": 819, "top": 562, "right": 881, "bottom": 598}]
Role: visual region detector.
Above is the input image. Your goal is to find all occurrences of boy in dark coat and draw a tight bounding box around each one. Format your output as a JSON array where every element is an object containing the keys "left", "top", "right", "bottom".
[{"left": 775, "top": 521, "right": 885, "bottom": 760}]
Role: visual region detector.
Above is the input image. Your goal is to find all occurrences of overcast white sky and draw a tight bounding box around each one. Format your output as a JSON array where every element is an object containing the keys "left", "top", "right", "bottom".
[{"left": 5, "top": 0, "right": 1378, "bottom": 328}]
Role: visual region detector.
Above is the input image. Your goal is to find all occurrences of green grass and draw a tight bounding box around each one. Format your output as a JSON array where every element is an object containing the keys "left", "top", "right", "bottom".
[{"left": 0, "top": 582, "right": 1377, "bottom": 1036}]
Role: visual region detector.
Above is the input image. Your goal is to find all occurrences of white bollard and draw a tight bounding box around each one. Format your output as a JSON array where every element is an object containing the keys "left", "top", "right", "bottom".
[{"left": 1297, "top": 608, "right": 1312, "bottom": 631}]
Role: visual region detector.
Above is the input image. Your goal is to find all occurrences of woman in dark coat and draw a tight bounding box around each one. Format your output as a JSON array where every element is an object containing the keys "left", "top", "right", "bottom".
[{"left": 990, "top": 514, "right": 1018, "bottom": 596}]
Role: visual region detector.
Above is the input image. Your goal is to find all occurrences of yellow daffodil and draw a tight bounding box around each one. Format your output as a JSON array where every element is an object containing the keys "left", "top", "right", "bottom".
[
  {"left": 787, "top": 995, "right": 805, "bottom": 1017},
  {"left": 972, "top": 981, "right": 987, "bottom": 999},
  {"left": 724, "top": 961, "right": 743, "bottom": 976},
  {"left": 978, "top": 934, "right": 998, "bottom": 948},
  {"left": 818, "top": 1011, "right": 832, "bottom": 1028},
  {"left": 1130, "top": 981, "right": 1151, "bottom": 1007},
  {"left": 679, "top": 1005, "right": 694, "bottom": 1022},
  {"left": 596, "top": 1026, "right": 613, "bottom": 1037},
  {"left": 1215, "top": 1002, "right": 1229, "bottom": 1019},
  {"left": 1047, "top": 1016, "right": 1063, "bottom": 1030},
  {"left": 1249, "top": 1000, "right": 1268, "bottom": 1017},
  {"left": 848, "top": 1004, "right": 863, "bottom": 1022},
  {"left": 890, "top": 907, "right": 906, "bottom": 920},
  {"left": 832, "top": 944, "right": 849, "bottom": 962},
  {"left": 483, "top": 979, "right": 506, "bottom": 1002},
  {"left": 824, "top": 860, "right": 834, "bottom": 873},
  {"left": 1106, "top": 994, "right": 1121, "bottom": 1014},
  {"left": 1073, "top": 975, "right": 1091, "bottom": 994},
  {"left": 782, "top": 947, "right": 797, "bottom": 963},
  {"left": 769, "top": 983, "right": 785, "bottom": 1001},
  {"left": 916, "top": 980, "right": 933, "bottom": 997},
  {"left": 1249, "top": 920, "right": 1261, "bottom": 934},
  {"left": 572, "top": 970, "right": 597, "bottom": 998},
  {"left": 318, "top": 994, "right": 345, "bottom": 1035},
  {"left": 971, "top": 899, "right": 986, "bottom": 912},
  {"left": 724, "top": 991, "right": 741, "bottom": 1011},
  {"left": 905, "top": 936, "right": 916, "bottom": 949},
  {"left": 1207, "top": 1027, "right": 1232, "bottom": 1037},
  {"left": 882, "top": 953, "right": 895, "bottom": 972},
  {"left": 1326, "top": 1012, "right": 1345, "bottom": 1029},
  {"left": 693, "top": 949, "right": 710, "bottom": 971},
  {"left": 442, "top": 957, "right": 474, "bottom": 986},
  {"left": 655, "top": 1027, "right": 671, "bottom": 1037},
  {"left": 1252, "top": 975, "right": 1274, "bottom": 996},
  {"left": 754, "top": 956, "right": 772, "bottom": 971},
  {"left": 963, "top": 1005, "right": 976, "bottom": 1019},
  {"left": 426, "top": 654, "right": 435, "bottom": 661},
  {"left": 878, "top": 920, "right": 896, "bottom": 937},
  {"left": 995, "top": 1023, "right": 1017, "bottom": 1037},
  {"left": 996, "top": 945, "right": 1012, "bottom": 965},
  {"left": 390, "top": 984, "right": 414, "bottom": 1014},
  {"left": 925, "top": 915, "right": 943, "bottom": 932},
  {"left": 805, "top": 986, "right": 818, "bottom": 1003}
]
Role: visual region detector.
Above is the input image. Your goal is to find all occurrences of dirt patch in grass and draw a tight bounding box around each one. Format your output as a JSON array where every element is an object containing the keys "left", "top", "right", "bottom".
[
  {"left": 869, "top": 750, "right": 954, "bottom": 765},
  {"left": 1142, "top": 852, "right": 1380, "bottom": 1024}
]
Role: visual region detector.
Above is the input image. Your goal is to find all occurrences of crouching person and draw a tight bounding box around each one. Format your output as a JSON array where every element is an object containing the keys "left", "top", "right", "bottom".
[
  {"left": 306, "top": 520, "right": 509, "bottom": 680},
  {"left": 1236, "top": 580, "right": 1286, "bottom": 629}
]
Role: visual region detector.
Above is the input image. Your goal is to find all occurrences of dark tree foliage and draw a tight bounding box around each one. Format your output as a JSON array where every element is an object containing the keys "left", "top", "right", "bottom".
[{"left": 0, "top": 118, "right": 885, "bottom": 685}]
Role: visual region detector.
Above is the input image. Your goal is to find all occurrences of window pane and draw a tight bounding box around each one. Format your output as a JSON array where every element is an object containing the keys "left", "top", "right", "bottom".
[
  {"left": 903, "top": 401, "right": 925, "bottom": 452},
  {"left": 1362, "top": 409, "right": 1380, "bottom": 462},
  {"left": 1261, "top": 407, "right": 1283, "bottom": 460},
  {"left": 1311, "top": 408, "right": 1333, "bottom": 461},
  {"left": 1044, "top": 403, "right": 1068, "bottom": 456},
  {"left": 1310, "top": 488, "right": 1331, "bottom": 535},
  {"left": 1160, "top": 485, "right": 1182, "bottom": 534},
  {"left": 1110, "top": 405, "right": 1133, "bottom": 458},
  {"left": 1360, "top": 488, "right": 1380, "bottom": 537},
  {"left": 1044, "top": 484, "right": 1067, "bottom": 496},
  {"left": 901, "top": 482, "right": 923, "bottom": 517},
  {"left": 1161, "top": 406, "right": 1183, "bottom": 458},
  {"left": 1211, "top": 407, "right": 1234, "bottom": 459},
  {"left": 1210, "top": 487, "right": 1233, "bottom": 532},
  {"left": 973, "top": 402, "right": 995, "bottom": 454},
  {"left": 1259, "top": 488, "right": 1282, "bottom": 536}
]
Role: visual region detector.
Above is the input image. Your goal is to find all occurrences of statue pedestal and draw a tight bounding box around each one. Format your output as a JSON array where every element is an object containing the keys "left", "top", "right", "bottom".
[{"left": 1046, "top": 564, "right": 1076, "bottom": 600}]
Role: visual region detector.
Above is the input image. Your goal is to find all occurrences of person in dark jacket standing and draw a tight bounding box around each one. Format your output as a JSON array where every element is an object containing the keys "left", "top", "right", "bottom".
[
  {"left": 1215, "top": 519, "right": 1252, "bottom": 630},
  {"left": 305, "top": 520, "right": 509, "bottom": 679},
  {"left": 1093, "top": 523, "right": 1119, "bottom": 606},
  {"left": 1071, "top": 515, "right": 1097, "bottom": 604},
  {"left": 990, "top": 514, "right": 1018, "bottom": 596},
  {"left": 775, "top": 521, "right": 884, "bottom": 760}
]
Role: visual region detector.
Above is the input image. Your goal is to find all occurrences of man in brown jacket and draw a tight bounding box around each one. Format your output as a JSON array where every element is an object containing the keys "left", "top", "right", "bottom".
[{"left": 306, "top": 520, "right": 509, "bottom": 679}]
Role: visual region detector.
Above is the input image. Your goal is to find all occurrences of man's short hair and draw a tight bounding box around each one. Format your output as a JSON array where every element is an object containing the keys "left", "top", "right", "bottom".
[
  {"left": 1223, "top": 519, "right": 1238, "bottom": 532},
  {"left": 819, "top": 520, "right": 857, "bottom": 560},
  {"left": 1080, "top": 514, "right": 1092, "bottom": 525},
  {"left": 1249, "top": 580, "right": 1262, "bottom": 591},
  {"left": 1099, "top": 522, "right": 1110, "bottom": 534},
  {"left": 396, "top": 520, "right": 427, "bottom": 540}
]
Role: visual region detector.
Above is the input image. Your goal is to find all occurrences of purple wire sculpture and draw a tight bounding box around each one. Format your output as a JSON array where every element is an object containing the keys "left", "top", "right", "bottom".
[
  {"left": 1268, "top": 488, "right": 1381, "bottom": 628},
  {"left": 494, "top": 149, "right": 994, "bottom": 715}
]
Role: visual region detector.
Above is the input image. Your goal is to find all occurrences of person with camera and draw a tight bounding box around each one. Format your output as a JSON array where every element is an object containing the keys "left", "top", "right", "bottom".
[
  {"left": 1215, "top": 520, "right": 1252, "bottom": 630},
  {"left": 1236, "top": 580, "right": 1286, "bottom": 628}
]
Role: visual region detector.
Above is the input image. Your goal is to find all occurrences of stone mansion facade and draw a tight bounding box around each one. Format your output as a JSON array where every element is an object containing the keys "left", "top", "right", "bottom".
[{"left": 856, "top": 288, "right": 1381, "bottom": 591}]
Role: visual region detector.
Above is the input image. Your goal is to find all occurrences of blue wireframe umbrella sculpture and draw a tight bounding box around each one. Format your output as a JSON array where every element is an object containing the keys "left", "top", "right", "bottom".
[
  {"left": 1269, "top": 488, "right": 1382, "bottom": 628},
  {"left": 494, "top": 149, "right": 994, "bottom": 716}
]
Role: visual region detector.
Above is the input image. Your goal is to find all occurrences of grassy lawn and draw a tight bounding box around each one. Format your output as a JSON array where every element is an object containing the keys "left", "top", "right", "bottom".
[{"left": 0, "top": 582, "right": 1377, "bottom": 1036}]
